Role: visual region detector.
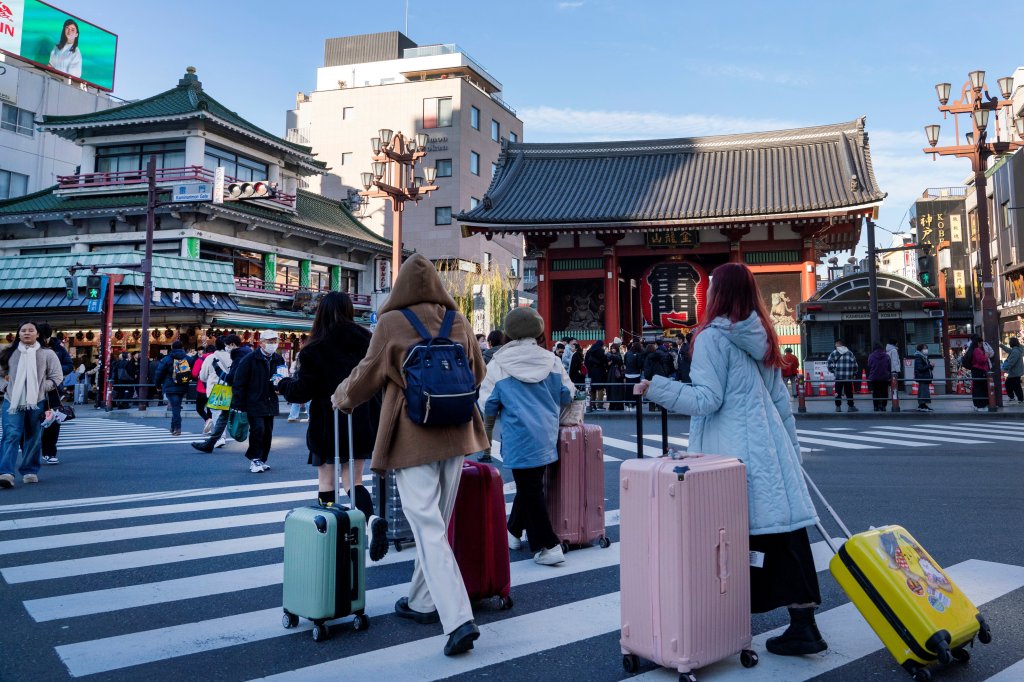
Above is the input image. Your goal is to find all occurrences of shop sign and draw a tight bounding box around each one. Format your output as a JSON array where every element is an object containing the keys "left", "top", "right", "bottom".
[
  {"left": 427, "top": 135, "right": 448, "bottom": 152},
  {"left": 0, "top": 62, "right": 17, "bottom": 104},
  {"left": 645, "top": 229, "right": 699, "bottom": 249},
  {"left": 172, "top": 182, "right": 212, "bottom": 202},
  {"left": 953, "top": 270, "right": 966, "bottom": 299},
  {"left": 950, "top": 214, "right": 962, "bottom": 242},
  {"left": 375, "top": 259, "right": 391, "bottom": 292},
  {"left": 640, "top": 260, "right": 709, "bottom": 329},
  {"left": 840, "top": 311, "right": 900, "bottom": 320}
]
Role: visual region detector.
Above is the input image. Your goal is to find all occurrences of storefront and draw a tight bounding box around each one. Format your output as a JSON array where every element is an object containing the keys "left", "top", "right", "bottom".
[{"left": 459, "top": 119, "right": 885, "bottom": 355}]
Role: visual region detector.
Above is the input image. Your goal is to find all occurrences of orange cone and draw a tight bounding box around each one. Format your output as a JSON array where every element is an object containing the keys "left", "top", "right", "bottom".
[
  {"left": 911, "top": 382, "right": 919, "bottom": 396},
  {"left": 860, "top": 370, "right": 868, "bottom": 394},
  {"left": 819, "top": 380, "right": 828, "bottom": 397}
]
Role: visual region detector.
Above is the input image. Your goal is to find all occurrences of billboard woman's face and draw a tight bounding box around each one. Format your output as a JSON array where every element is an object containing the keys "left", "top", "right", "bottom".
[{"left": 64, "top": 24, "right": 78, "bottom": 42}]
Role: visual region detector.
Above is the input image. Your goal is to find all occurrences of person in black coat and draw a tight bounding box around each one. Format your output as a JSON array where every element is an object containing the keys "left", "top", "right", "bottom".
[
  {"left": 606, "top": 342, "right": 626, "bottom": 410},
  {"left": 230, "top": 332, "right": 285, "bottom": 473},
  {"left": 568, "top": 341, "right": 586, "bottom": 384},
  {"left": 583, "top": 340, "right": 609, "bottom": 410},
  {"left": 676, "top": 338, "right": 692, "bottom": 383},
  {"left": 152, "top": 341, "right": 191, "bottom": 435},
  {"left": 277, "top": 292, "right": 388, "bottom": 560}
]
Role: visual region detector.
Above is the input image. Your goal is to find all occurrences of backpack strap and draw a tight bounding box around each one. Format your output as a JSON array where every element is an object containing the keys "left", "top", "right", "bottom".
[
  {"left": 438, "top": 309, "right": 456, "bottom": 339},
  {"left": 401, "top": 309, "right": 433, "bottom": 342}
]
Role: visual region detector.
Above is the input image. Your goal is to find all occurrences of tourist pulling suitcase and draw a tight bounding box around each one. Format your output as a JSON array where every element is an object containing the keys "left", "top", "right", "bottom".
[
  {"left": 620, "top": 453, "right": 759, "bottom": 681},
  {"left": 281, "top": 410, "right": 369, "bottom": 641},
  {"left": 545, "top": 424, "right": 611, "bottom": 551},
  {"left": 804, "top": 470, "right": 991, "bottom": 682},
  {"left": 447, "top": 459, "right": 513, "bottom": 609}
]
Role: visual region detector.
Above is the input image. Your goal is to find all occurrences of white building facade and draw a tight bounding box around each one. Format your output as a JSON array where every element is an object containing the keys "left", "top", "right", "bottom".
[
  {"left": 0, "top": 54, "right": 115, "bottom": 200},
  {"left": 287, "top": 32, "right": 524, "bottom": 284}
]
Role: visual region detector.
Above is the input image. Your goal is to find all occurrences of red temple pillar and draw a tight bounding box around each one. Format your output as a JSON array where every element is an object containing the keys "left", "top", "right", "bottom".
[
  {"left": 599, "top": 235, "right": 623, "bottom": 343},
  {"left": 537, "top": 254, "right": 552, "bottom": 343},
  {"left": 721, "top": 227, "right": 749, "bottom": 264},
  {"left": 800, "top": 236, "right": 818, "bottom": 301}
]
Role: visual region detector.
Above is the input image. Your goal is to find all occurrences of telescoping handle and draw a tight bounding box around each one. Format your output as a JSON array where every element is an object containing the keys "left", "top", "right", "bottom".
[
  {"left": 802, "top": 467, "right": 853, "bottom": 555},
  {"left": 332, "top": 409, "right": 358, "bottom": 504}
]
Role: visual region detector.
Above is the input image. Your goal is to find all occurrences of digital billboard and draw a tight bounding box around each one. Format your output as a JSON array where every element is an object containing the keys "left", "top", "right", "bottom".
[{"left": 0, "top": 0, "right": 117, "bottom": 91}]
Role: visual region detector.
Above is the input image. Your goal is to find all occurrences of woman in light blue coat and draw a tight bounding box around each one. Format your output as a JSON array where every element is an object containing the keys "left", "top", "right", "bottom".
[{"left": 636, "top": 263, "right": 826, "bottom": 658}]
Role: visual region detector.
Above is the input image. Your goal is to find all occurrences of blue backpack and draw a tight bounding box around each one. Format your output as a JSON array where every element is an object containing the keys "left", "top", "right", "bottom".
[{"left": 400, "top": 309, "right": 479, "bottom": 427}]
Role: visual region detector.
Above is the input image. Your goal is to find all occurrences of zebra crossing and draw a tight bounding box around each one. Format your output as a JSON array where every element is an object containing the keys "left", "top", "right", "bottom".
[
  {"left": 1, "top": 459, "right": 1023, "bottom": 681},
  {"left": 0, "top": 417, "right": 201, "bottom": 451}
]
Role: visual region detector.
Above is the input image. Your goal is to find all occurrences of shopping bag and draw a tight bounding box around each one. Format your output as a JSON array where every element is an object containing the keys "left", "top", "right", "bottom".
[
  {"left": 207, "top": 384, "right": 232, "bottom": 411},
  {"left": 227, "top": 410, "right": 249, "bottom": 441}
]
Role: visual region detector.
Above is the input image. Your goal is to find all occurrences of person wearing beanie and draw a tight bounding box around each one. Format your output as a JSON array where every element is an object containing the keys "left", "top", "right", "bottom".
[{"left": 478, "top": 307, "right": 574, "bottom": 566}]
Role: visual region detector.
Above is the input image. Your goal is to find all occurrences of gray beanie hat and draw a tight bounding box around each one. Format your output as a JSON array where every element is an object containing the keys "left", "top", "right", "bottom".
[{"left": 504, "top": 307, "right": 544, "bottom": 340}]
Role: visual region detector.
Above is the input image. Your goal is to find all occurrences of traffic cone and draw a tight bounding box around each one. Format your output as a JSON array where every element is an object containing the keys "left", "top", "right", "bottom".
[
  {"left": 1002, "top": 374, "right": 1008, "bottom": 396},
  {"left": 911, "top": 382, "right": 919, "bottom": 396},
  {"left": 860, "top": 370, "right": 868, "bottom": 394},
  {"left": 819, "top": 380, "right": 828, "bottom": 397}
]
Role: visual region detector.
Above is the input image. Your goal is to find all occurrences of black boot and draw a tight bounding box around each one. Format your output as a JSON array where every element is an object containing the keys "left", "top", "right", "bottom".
[{"left": 765, "top": 607, "right": 827, "bottom": 656}]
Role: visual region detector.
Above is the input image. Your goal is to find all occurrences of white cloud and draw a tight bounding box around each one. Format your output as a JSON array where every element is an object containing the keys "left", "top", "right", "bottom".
[
  {"left": 517, "top": 106, "right": 970, "bottom": 249},
  {"left": 690, "top": 62, "right": 808, "bottom": 87},
  {"left": 557, "top": 1, "right": 585, "bottom": 8}
]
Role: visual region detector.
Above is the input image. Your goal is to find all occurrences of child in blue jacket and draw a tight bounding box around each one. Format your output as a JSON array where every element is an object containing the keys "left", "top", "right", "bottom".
[{"left": 479, "top": 308, "right": 574, "bottom": 566}]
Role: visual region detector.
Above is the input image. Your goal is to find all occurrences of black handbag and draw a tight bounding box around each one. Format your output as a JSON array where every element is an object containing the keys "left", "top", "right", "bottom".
[{"left": 58, "top": 405, "right": 76, "bottom": 421}]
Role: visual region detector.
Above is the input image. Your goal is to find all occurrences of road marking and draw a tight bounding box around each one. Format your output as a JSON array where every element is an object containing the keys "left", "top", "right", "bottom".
[
  {"left": 861, "top": 430, "right": 989, "bottom": 445},
  {"left": 792, "top": 435, "right": 880, "bottom": 450},
  {"left": 872, "top": 425, "right": 1023, "bottom": 443},
  {"left": 949, "top": 422, "right": 1024, "bottom": 435},
  {"left": 986, "top": 659, "right": 1024, "bottom": 681},
  {"left": 642, "top": 434, "right": 819, "bottom": 454},
  {"left": 627, "top": 559, "right": 1024, "bottom": 681},
  {"left": 54, "top": 545, "right": 624, "bottom": 677},
  {"left": 796, "top": 429, "right": 931, "bottom": 447},
  {"left": 602, "top": 435, "right": 662, "bottom": 458}
]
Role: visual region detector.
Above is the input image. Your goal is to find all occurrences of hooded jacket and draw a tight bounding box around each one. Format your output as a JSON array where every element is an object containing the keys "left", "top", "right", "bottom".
[
  {"left": 826, "top": 345, "right": 860, "bottom": 380},
  {"left": 278, "top": 325, "right": 379, "bottom": 461},
  {"left": 199, "top": 349, "right": 233, "bottom": 395},
  {"left": 152, "top": 349, "right": 191, "bottom": 395},
  {"left": 645, "top": 313, "right": 817, "bottom": 535},
  {"left": 583, "top": 343, "right": 609, "bottom": 383},
  {"left": 999, "top": 343, "right": 1023, "bottom": 378},
  {"left": 867, "top": 349, "right": 891, "bottom": 381},
  {"left": 333, "top": 254, "right": 489, "bottom": 472},
  {"left": 479, "top": 339, "right": 574, "bottom": 469}
]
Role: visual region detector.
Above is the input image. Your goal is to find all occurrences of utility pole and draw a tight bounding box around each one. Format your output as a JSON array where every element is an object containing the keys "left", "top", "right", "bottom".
[
  {"left": 866, "top": 218, "right": 880, "bottom": 350},
  {"left": 138, "top": 155, "right": 157, "bottom": 410}
]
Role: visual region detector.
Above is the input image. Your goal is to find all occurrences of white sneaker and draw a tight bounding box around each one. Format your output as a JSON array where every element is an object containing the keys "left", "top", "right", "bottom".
[
  {"left": 534, "top": 544, "right": 565, "bottom": 566},
  {"left": 973, "top": 406, "right": 987, "bottom": 412},
  {"left": 508, "top": 531, "right": 522, "bottom": 550},
  {"left": 215, "top": 435, "right": 227, "bottom": 448},
  {"left": 203, "top": 419, "right": 213, "bottom": 434},
  {"left": 249, "top": 459, "right": 267, "bottom": 473}
]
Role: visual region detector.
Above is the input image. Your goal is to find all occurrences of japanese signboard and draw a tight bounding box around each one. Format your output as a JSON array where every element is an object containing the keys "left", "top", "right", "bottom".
[
  {"left": 645, "top": 229, "right": 699, "bottom": 249},
  {"left": 640, "top": 260, "right": 708, "bottom": 329},
  {"left": 953, "top": 270, "right": 966, "bottom": 299}
]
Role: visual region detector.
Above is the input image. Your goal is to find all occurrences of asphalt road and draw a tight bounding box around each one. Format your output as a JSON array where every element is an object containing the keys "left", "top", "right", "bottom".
[{"left": 0, "top": 411, "right": 1021, "bottom": 682}]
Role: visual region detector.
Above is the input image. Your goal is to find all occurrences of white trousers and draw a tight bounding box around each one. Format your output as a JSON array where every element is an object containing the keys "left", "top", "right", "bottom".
[{"left": 394, "top": 456, "right": 473, "bottom": 634}]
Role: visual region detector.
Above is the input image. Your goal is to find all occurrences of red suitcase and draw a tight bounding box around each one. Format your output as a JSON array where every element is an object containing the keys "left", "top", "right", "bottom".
[
  {"left": 546, "top": 424, "right": 611, "bottom": 551},
  {"left": 447, "top": 460, "right": 513, "bottom": 609}
]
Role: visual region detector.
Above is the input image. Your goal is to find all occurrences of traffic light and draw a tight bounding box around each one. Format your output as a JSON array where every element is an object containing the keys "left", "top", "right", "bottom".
[
  {"left": 85, "top": 275, "right": 103, "bottom": 301},
  {"left": 917, "top": 246, "right": 935, "bottom": 288},
  {"left": 226, "top": 180, "right": 276, "bottom": 200},
  {"left": 64, "top": 275, "right": 79, "bottom": 300}
]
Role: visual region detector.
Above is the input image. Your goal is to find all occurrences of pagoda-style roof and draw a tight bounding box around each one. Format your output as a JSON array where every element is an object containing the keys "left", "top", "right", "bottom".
[
  {"left": 0, "top": 187, "right": 391, "bottom": 253},
  {"left": 459, "top": 118, "right": 885, "bottom": 234},
  {"left": 41, "top": 68, "right": 327, "bottom": 172}
]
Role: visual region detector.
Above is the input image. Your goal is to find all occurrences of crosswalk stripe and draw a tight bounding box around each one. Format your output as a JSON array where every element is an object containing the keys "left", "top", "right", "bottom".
[
  {"left": 793, "top": 435, "right": 879, "bottom": 450},
  {"left": 861, "top": 430, "right": 990, "bottom": 445},
  {"left": 0, "top": 478, "right": 318, "bottom": 515},
  {"left": 0, "top": 511, "right": 287, "bottom": 556},
  {"left": 642, "top": 434, "right": 819, "bottom": 454},
  {"left": 872, "top": 425, "right": 1023, "bottom": 442},
  {"left": 627, "top": 559, "right": 1024, "bottom": 681},
  {"left": 949, "top": 422, "right": 1024, "bottom": 435},
  {"left": 986, "top": 659, "right": 1024, "bottom": 681},
  {"left": 602, "top": 435, "right": 662, "bottom": 458},
  {"left": 796, "top": 429, "right": 931, "bottom": 447},
  {"left": 54, "top": 544, "right": 625, "bottom": 677}
]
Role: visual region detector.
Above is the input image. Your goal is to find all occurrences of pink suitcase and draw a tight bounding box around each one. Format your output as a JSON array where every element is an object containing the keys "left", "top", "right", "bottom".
[
  {"left": 619, "top": 455, "right": 759, "bottom": 681},
  {"left": 545, "top": 424, "right": 610, "bottom": 550}
]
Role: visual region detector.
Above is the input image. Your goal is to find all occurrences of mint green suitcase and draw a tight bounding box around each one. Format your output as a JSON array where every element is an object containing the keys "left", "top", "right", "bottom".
[{"left": 281, "top": 411, "right": 368, "bottom": 641}]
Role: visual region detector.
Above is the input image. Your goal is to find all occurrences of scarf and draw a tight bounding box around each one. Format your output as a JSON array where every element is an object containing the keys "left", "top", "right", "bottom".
[{"left": 8, "top": 342, "right": 41, "bottom": 411}]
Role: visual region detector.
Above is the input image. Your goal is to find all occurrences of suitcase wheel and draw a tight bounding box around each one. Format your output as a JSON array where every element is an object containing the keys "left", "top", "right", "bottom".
[
  {"left": 740, "top": 649, "right": 758, "bottom": 668},
  {"left": 352, "top": 613, "right": 370, "bottom": 631},
  {"left": 978, "top": 622, "right": 992, "bottom": 644},
  {"left": 621, "top": 654, "right": 640, "bottom": 674},
  {"left": 952, "top": 648, "right": 970, "bottom": 664},
  {"left": 311, "top": 622, "right": 330, "bottom": 642},
  {"left": 910, "top": 667, "right": 931, "bottom": 682},
  {"left": 679, "top": 673, "right": 698, "bottom": 682},
  {"left": 599, "top": 536, "right": 612, "bottom": 549},
  {"left": 395, "top": 540, "right": 404, "bottom": 552},
  {"left": 937, "top": 646, "right": 953, "bottom": 666},
  {"left": 497, "top": 595, "right": 513, "bottom": 610},
  {"left": 281, "top": 611, "right": 299, "bottom": 629}
]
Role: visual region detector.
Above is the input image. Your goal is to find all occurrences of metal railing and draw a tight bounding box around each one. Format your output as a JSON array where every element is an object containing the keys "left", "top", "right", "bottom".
[
  {"left": 233, "top": 278, "right": 371, "bottom": 306},
  {"left": 794, "top": 373, "right": 1006, "bottom": 413}
]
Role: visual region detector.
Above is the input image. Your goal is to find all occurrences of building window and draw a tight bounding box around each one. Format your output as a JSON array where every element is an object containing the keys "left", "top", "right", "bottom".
[
  {"left": 470, "top": 151, "right": 480, "bottom": 176},
  {"left": 310, "top": 263, "right": 331, "bottom": 292},
  {"left": 470, "top": 197, "right": 480, "bottom": 210},
  {"left": 203, "top": 145, "right": 269, "bottom": 182},
  {"left": 1, "top": 104, "right": 34, "bottom": 137},
  {"left": 435, "top": 159, "right": 453, "bottom": 177},
  {"left": 511, "top": 258, "right": 520, "bottom": 276},
  {"left": 491, "top": 162, "right": 498, "bottom": 178},
  {"left": 483, "top": 252, "right": 492, "bottom": 272},
  {"left": 471, "top": 106, "right": 480, "bottom": 130},
  {"left": 435, "top": 206, "right": 453, "bottom": 225},
  {"left": 510, "top": 131, "right": 518, "bottom": 143},
  {"left": 0, "top": 169, "right": 29, "bottom": 199},
  {"left": 491, "top": 120, "right": 500, "bottom": 142},
  {"left": 95, "top": 141, "right": 186, "bottom": 174},
  {"left": 341, "top": 152, "right": 353, "bottom": 166},
  {"left": 276, "top": 257, "right": 301, "bottom": 291},
  {"left": 423, "top": 96, "right": 453, "bottom": 128},
  {"left": 342, "top": 107, "right": 354, "bottom": 120}
]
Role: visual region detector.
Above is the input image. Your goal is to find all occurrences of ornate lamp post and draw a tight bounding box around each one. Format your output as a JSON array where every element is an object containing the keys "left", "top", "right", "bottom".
[
  {"left": 506, "top": 266, "right": 522, "bottom": 310},
  {"left": 359, "top": 129, "right": 438, "bottom": 286},
  {"left": 923, "top": 71, "right": 1023, "bottom": 402}
]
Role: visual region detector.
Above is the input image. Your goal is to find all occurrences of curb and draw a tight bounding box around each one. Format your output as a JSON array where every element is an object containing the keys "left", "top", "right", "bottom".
[{"left": 580, "top": 410, "right": 1024, "bottom": 422}]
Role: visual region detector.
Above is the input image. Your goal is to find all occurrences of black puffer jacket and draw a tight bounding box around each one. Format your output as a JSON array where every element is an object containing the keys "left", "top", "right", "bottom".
[
  {"left": 230, "top": 347, "right": 285, "bottom": 417},
  {"left": 278, "top": 325, "right": 380, "bottom": 460}
]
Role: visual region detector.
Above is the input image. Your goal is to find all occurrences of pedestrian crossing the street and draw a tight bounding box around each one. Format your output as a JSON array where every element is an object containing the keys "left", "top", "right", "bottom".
[
  {"left": 0, "top": 417, "right": 200, "bottom": 451},
  {"left": 1, "top": 464, "right": 1022, "bottom": 681}
]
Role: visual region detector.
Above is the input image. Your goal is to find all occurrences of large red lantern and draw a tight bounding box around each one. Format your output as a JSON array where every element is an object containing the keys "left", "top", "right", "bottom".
[{"left": 639, "top": 260, "right": 709, "bottom": 329}]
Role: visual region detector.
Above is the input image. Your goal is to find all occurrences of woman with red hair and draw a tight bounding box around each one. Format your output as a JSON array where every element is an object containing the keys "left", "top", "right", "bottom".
[{"left": 636, "top": 263, "right": 826, "bottom": 657}]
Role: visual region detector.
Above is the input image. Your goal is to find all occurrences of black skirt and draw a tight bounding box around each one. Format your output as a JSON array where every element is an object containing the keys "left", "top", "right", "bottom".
[{"left": 749, "top": 527, "right": 822, "bottom": 614}]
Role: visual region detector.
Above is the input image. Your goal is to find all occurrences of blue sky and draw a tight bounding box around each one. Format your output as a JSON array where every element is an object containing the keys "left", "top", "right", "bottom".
[{"left": 56, "top": 0, "right": 1021, "bottom": 252}]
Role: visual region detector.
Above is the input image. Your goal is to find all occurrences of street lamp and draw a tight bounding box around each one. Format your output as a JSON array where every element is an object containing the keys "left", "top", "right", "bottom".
[
  {"left": 923, "top": 69, "right": 1024, "bottom": 406},
  {"left": 925, "top": 124, "right": 940, "bottom": 147},
  {"left": 359, "top": 129, "right": 439, "bottom": 286},
  {"left": 506, "top": 266, "right": 522, "bottom": 309}
]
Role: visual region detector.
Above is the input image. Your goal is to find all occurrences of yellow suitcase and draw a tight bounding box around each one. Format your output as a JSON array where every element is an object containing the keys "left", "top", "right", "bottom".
[{"left": 830, "top": 526, "right": 991, "bottom": 681}]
